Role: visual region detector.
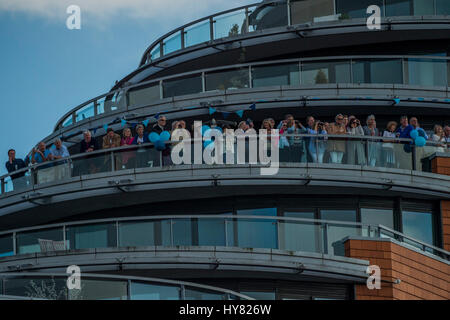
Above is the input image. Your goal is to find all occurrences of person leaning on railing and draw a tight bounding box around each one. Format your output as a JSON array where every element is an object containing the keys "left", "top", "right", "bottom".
[
  {"left": 102, "top": 128, "right": 121, "bottom": 171},
  {"left": 444, "top": 126, "right": 450, "bottom": 144},
  {"left": 119, "top": 128, "right": 135, "bottom": 169},
  {"left": 347, "top": 117, "right": 366, "bottom": 165},
  {"left": 79, "top": 130, "right": 99, "bottom": 175},
  {"left": 5, "top": 149, "right": 27, "bottom": 190},
  {"left": 30, "top": 141, "right": 53, "bottom": 184},
  {"left": 395, "top": 116, "right": 414, "bottom": 169},
  {"left": 151, "top": 115, "right": 172, "bottom": 166},
  {"left": 363, "top": 115, "right": 380, "bottom": 167},
  {"left": 327, "top": 114, "right": 347, "bottom": 164},
  {"left": 306, "top": 121, "right": 327, "bottom": 164},
  {"left": 382, "top": 121, "right": 398, "bottom": 168},
  {"left": 49, "top": 138, "right": 70, "bottom": 180}
]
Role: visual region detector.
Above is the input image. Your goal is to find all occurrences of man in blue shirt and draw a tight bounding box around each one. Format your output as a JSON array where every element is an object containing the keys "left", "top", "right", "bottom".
[
  {"left": 31, "top": 141, "right": 51, "bottom": 164},
  {"left": 5, "top": 149, "right": 27, "bottom": 191},
  {"left": 50, "top": 138, "right": 70, "bottom": 160},
  {"left": 410, "top": 117, "right": 429, "bottom": 140},
  {"left": 396, "top": 115, "right": 414, "bottom": 139}
]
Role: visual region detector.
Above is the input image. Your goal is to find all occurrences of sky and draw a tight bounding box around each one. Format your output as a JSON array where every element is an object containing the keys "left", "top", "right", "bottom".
[{"left": 0, "top": 0, "right": 255, "bottom": 176}]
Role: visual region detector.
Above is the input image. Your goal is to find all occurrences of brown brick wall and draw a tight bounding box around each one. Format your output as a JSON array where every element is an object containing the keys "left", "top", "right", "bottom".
[
  {"left": 442, "top": 201, "right": 450, "bottom": 252},
  {"left": 345, "top": 239, "right": 450, "bottom": 300},
  {"left": 432, "top": 157, "right": 450, "bottom": 176}
]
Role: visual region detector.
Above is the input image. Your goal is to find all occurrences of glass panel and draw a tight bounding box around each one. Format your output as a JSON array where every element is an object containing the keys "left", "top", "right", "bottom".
[
  {"left": 61, "top": 115, "right": 73, "bottom": 128},
  {"left": 119, "top": 221, "right": 156, "bottom": 247},
  {"left": 321, "top": 210, "right": 358, "bottom": 256},
  {"left": 301, "top": 61, "right": 351, "bottom": 85},
  {"left": 336, "top": 0, "right": 384, "bottom": 19},
  {"left": 172, "top": 219, "right": 193, "bottom": 246},
  {"left": 406, "top": 58, "right": 448, "bottom": 87},
  {"left": 402, "top": 210, "right": 434, "bottom": 245},
  {"left": 390, "top": 142, "right": 413, "bottom": 170},
  {"left": 291, "top": 0, "right": 336, "bottom": 24},
  {"left": 279, "top": 212, "right": 320, "bottom": 253},
  {"left": 35, "top": 161, "right": 71, "bottom": 185},
  {"left": 197, "top": 219, "right": 226, "bottom": 246},
  {"left": 66, "top": 223, "right": 117, "bottom": 250},
  {"left": 71, "top": 152, "right": 112, "bottom": 176},
  {"left": 0, "top": 235, "right": 14, "bottom": 257},
  {"left": 386, "top": 0, "right": 434, "bottom": 16},
  {"left": 5, "top": 277, "right": 67, "bottom": 300},
  {"left": 130, "top": 282, "right": 180, "bottom": 300},
  {"left": 75, "top": 103, "right": 95, "bottom": 122},
  {"left": 163, "top": 75, "right": 202, "bottom": 97},
  {"left": 360, "top": 208, "right": 394, "bottom": 230},
  {"left": 6, "top": 170, "right": 31, "bottom": 193},
  {"left": 102, "top": 91, "right": 125, "bottom": 112},
  {"left": 185, "top": 20, "right": 211, "bottom": 47},
  {"left": 241, "top": 291, "right": 275, "bottom": 300},
  {"left": 214, "top": 9, "right": 247, "bottom": 39},
  {"left": 16, "top": 228, "right": 64, "bottom": 254},
  {"left": 163, "top": 31, "right": 182, "bottom": 55},
  {"left": 248, "top": 3, "right": 288, "bottom": 31},
  {"left": 128, "top": 83, "right": 160, "bottom": 107},
  {"left": 415, "top": 144, "right": 443, "bottom": 171},
  {"left": 436, "top": 0, "right": 450, "bottom": 14},
  {"left": 346, "top": 138, "right": 367, "bottom": 166},
  {"left": 231, "top": 208, "right": 278, "bottom": 249},
  {"left": 96, "top": 96, "right": 106, "bottom": 115},
  {"left": 352, "top": 59, "right": 403, "bottom": 84},
  {"left": 150, "top": 43, "right": 161, "bottom": 61},
  {"left": 252, "top": 63, "right": 299, "bottom": 87},
  {"left": 184, "top": 288, "right": 225, "bottom": 300},
  {"left": 125, "top": 145, "right": 161, "bottom": 170},
  {"left": 205, "top": 69, "right": 249, "bottom": 91},
  {"left": 76, "top": 279, "right": 127, "bottom": 300}
]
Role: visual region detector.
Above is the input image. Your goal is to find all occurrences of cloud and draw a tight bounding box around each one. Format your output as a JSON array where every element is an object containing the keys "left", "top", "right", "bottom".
[{"left": 0, "top": 0, "right": 254, "bottom": 25}]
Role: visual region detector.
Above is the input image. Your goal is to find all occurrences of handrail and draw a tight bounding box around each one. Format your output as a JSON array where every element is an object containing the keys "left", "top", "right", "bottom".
[
  {"left": 0, "top": 215, "right": 447, "bottom": 261},
  {"left": 2, "top": 134, "right": 447, "bottom": 182},
  {"left": 53, "top": 54, "right": 450, "bottom": 132},
  {"left": 1, "top": 134, "right": 448, "bottom": 187},
  {"left": 0, "top": 272, "right": 254, "bottom": 300}
]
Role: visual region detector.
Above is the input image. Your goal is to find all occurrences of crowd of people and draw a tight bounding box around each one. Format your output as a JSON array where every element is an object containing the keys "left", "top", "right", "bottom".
[{"left": 4, "top": 114, "right": 450, "bottom": 189}]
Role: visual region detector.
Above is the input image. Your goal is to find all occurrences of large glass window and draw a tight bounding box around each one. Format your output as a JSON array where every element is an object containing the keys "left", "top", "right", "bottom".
[
  {"left": 205, "top": 69, "right": 249, "bottom": 91},
  {"left": 230, "top": 208, "right": 278, "bottom": 249},
  {"left": 0, "top": 235, "right": 14, "bottom": 257},
  {"left": 336, "top": 0, "right": 384, "bottom": 19},
  {"left": 66, "top": 223, "right": 117, "bottom": 250},
  {"left": 130, "top": 282, "right": 180, "bottom": 300},
  {"left": 279, "top": 211, "right": 320, "bottom": 253},
  {"left": 436, "top": 0, "right": 450, "bottom": 14},
  {"left": 197, "top": 218, "right": 226, "bottom": 246},
  {"left": 5, "top": 278, "right": 67, "bottom": 299},
  {"left": 16, "top": 228, "right": 64, "bottom": 254},
  {"left": 402, "top": 210, "right": 434, "bottom": 245},
  {"left": 352, "top": 59, "right": 403, "bottom": 84},
  {"left": 291, "top": 0, "right": 335, "bottom": 24},
  {"left": 320, "top": 210, "right": 358, "bottom": 255},
  {"left": 163, "top": 75, "right": 202, "bottom": 98},
  {"left": 119, "top": 221, "right": 157, "bottom": 247},
  {"left": 185, "top": 288, "right": 226, "bottom": 300},
  {"left": 385, "top": 0, "right": 434, "bottom": 16},
  {"left": 361, "top": 208, "right": 394, "bottom": 229},
  {"left": 172, "top": 219, "right": 193, "bottom": 246},
  {"left": 301, "top": 61, "right": 351, "bottom": 85},
  {"left": 252, "top": 63, "right": 299, "bottom": 87},
  {"left": 406, "top": 58, "right": 448, "bottom": 87},
  {"left": 128, "top": 83, "right": 160, "bottom": 107},
  {"left": 76, "top": 280, "right": 128, "bottom": 300}
]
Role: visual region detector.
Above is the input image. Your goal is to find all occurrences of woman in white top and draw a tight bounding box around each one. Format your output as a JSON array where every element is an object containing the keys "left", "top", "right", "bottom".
[
  {"left": 382, "top": 121, "right": 398, "bottom": 167},
  {"left": 431, "top": 124, "right": 446, "bottom": 152}
]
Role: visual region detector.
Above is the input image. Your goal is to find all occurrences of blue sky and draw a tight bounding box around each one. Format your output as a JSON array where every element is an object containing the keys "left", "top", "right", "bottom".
[{"left": 0, "top": 0, "right": 254, "bottom": 175}]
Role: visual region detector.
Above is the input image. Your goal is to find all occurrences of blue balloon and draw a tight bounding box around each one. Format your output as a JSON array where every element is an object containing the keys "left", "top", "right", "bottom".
[
  {"left": 415, "top": 136, "right": 426, "bottom": 147},
  {"left": 149, "top": 132, "right": 160, "bottom": 143},
  {"left": 418, "top": 129, "right": 426, "bottom": 138},
  {"left": 201, "top": 125, "right": 210, "bottom": 136},
  {"left": 410, "top": 129, "right": 419, "bottom": 139},
  {"left": 155, "top": 139, "right": 166, "bottom": 151},
  {"left": 160, "top": 131, "right": 171, "bottom": 142}
]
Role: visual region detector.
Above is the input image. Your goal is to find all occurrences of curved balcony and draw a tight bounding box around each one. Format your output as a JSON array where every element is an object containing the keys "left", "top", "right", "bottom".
[
  {"left": 138, "top": 0, "right": 450, "bottom": 67},
  {"left": 0, "top": 272, "right": 253, "bottom": 300},
  {"left": 53, "top": 55, "right": 450, "bottom": 137}
]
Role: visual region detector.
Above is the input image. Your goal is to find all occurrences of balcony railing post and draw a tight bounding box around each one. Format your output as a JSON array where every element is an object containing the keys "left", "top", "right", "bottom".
[
  {"left": 322, "top": 223, "right": 328, "bottom": 254},
  {"left": 181, "top": 28, "right": 185, "bottom": 50},
  {"left": 411, "top": 143, "right": 417, "bottom": 171},
  {"left": 209, "top": 17, "right": 214, "bottom": 41},
  {"left": 180, "top": 284, "right": 186, "bottom": 300},
  {"left": 111, "top": 151, "right": 115, "bottom": 172},
  {"left": 63, "top": 225, "right": 67, "bottom": 250},
  {"left": 13, "top": 232, "right": 16, "bottom": 255},
  {"left": 116, "top": 221, "right": 120, "bottom": 248},
  {"left": 287, "top": 0, "right": 292, "bottom": 26},
  {"left": 244, "top": 7, "right": 250, "bottom": 34},
  {"left": 0, "top": 177, "right": 4, "bottom": 194},
  {"left": 224, "top": 219, "right": 228, "bottom": 247}
]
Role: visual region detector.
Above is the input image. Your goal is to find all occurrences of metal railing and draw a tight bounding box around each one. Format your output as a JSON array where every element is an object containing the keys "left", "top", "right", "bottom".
[
  {"left": 1, "top": 134, "right": 449, "bottom": 196},
  {"left": 140, "top": 0, "right": 450, "bottom": 66},
  {"left": 0, "top": 215, "right": 448, "bottom": 261},
  {"left": 0, "top": 272, "right": 254, "bottom": 300},
  {"left": 54, "top": 54, "right": 450, "bottom": 132}
]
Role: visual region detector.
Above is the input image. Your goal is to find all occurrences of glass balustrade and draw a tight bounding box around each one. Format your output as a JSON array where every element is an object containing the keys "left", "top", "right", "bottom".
[
  {"left": 184, "top": 20, "right": 211, "bottom": 47},
  {"left": 16, "top": 227, "right": 64, "bottom": 255}
]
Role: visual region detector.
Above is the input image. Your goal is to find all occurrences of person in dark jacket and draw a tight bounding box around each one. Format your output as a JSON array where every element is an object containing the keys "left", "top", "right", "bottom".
[
  {"left": 5, "top": 149, "right": 28, "bottom": 191},
  {"left": 151, "top": 115, "right": 172, "bottom": 166}
]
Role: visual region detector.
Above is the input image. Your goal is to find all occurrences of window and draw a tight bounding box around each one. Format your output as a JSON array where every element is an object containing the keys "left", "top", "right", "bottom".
[
  {"left": 360, "top": 208, "right": 394, "bottom": 229},
  {"left": 16, "top": 228, "right": 64, "bottom": 254},
  {"left": 436, "top": 0, "right": 450, "bottom": 14},
  {"left": 320, "top": 210, "right": 358, "bottom": 255},
  {"left": 385, "top": 0, "right": 434, "bottom": 16},
  {"left": 66, "top": 223, "right": 117, "bottom": 250},
  {"left": 279, "top": 211, "right": 320, "bottom": 253},
  {"left": 197, "top": 218, "right": 227, "bottom": 246},
  {"left": 128, "top": 83, "right": 160, "bottom": 107},
  {"left": 184, "top": 288, "right": 226, "bottom": 300},
  {"left": 406, "top": 58, "right": 448, "bottom": 87},
  {"left": 205, "top": 69, "right": 249, "bottom": 91},
  {"left": 130, "top": 282, "right": 180, "bottom": 300},
  {"left": 352, "top": 59, "right": 403, "bottom": 84},
  {"left": 301, "top": 61, "right": 351, "bottom": 85},
  {"left": 252, "top": 63, "right": 299, "bottom": 87},
  {"left": 402, "top": 210, "right": 434, "bottom": 245},
  {"left": 119, "top": 221, "right": 157, "bottom": 247},
  {"left": 336, "top": 0, "right": 384, "bottom": 19},
  {"left": 290, "top": 0, "right": 335, "bottom": 24},
  {"left": 77, "top": 280, "right": 128, "bottom": 300},
  {"left": 0, "top": 235, "right": 14, "bottom": 257},
  {"left": 162, "top": 75, "right": 202, "bottom": 98}
]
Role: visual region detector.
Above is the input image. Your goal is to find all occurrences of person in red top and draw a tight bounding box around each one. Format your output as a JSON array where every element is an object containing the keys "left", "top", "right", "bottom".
[{"left": 120, "top": 128, "right": 135, "bottom": 169}]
